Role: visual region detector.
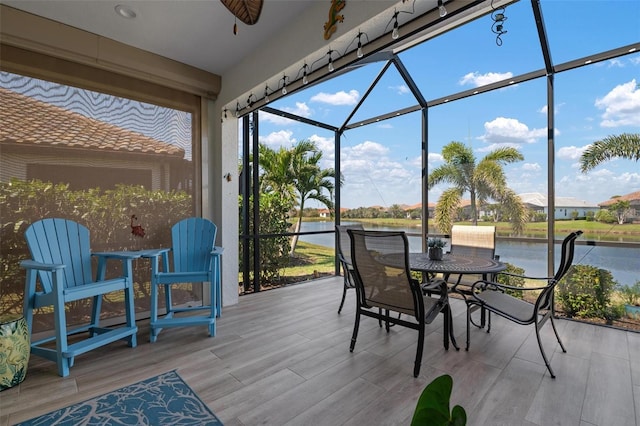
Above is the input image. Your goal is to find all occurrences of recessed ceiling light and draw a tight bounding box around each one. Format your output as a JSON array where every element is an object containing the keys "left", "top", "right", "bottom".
[{"left": 115, "top": 4, "right": 136, "bottom": 19}]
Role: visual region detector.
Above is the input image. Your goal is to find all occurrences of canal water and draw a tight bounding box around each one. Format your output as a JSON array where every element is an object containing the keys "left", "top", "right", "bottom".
[{"left": 298, "top": 221, "right": 639, "bottom": 286}]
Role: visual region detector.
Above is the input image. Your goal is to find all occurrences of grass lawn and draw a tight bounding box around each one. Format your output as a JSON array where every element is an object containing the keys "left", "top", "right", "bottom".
[{"left": 283, "top": 241, "right": 336, "bottom": 278}]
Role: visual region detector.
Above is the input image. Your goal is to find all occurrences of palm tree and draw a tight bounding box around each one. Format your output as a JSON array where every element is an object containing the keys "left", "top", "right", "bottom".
[
  {"left": 428, "top": 141, "right": 528, "bottom": 234},
  {"left": 257, "top": 143, "right": 297, "bottom": 203},
  {"left": 579, "top": 133, "right": 640, "bottom": 173},
  {"left": 259, "top": 140, "right": 336, "bottom": 255}
]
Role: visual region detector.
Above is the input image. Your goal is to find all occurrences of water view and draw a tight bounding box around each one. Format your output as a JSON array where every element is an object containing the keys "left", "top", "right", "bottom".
[{"left": 298, "top": 221, "right": 638, "bottom": 286}]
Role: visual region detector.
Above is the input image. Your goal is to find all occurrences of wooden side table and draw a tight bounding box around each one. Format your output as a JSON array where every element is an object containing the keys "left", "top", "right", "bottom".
[{"left": 0, "top": 314, "right": 30, "bottom": 391}]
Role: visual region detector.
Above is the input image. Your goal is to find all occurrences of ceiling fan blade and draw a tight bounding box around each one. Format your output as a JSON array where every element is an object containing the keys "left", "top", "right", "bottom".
[{"left": 220, "top": 0, "right": 263, "bottom": 25}]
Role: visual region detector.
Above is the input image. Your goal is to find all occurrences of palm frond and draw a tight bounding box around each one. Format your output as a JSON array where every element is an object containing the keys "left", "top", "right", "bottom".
[
  {"left": 434, "top": 188, "right": 463, "bottom": 234},
  {"left": 579, "top": 133, "right": 640, "bottom": 172}
]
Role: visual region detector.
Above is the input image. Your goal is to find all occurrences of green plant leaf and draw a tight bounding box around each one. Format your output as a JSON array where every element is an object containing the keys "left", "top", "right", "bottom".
[
  {"left": 451, "top": 405, "right": 467, "bottom": 426},
  {"left": 411, "top": 374, "right": 462, "bottom": 426}
]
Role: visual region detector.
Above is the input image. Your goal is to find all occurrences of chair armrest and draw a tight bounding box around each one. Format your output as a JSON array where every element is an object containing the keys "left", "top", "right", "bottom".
[
  {"left": 420, "top": 278, "right": 448, "bottom": 300},
  {"left": 135, "top": 248, "right": 171, "bottom": 258},
  {"left": 92, "top": 251, "right": 142, "bottom": 260},
  {"left": 20, "top": 259, "right": 65, "bottom": 271},
  {"left": 470, "top": 279, "right": 553, "bottom": 294},
  {"left": 211, "top": 246, "right": 224, "bottom": 256}
]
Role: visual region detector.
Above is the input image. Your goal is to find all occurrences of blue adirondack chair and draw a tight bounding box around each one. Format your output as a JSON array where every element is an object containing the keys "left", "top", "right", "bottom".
[
  {"left": 145, "top": 217, "right": 223, "bottom": 342},
  {"left": 21, "top": 218, "right": 139, "bottom": 377}
]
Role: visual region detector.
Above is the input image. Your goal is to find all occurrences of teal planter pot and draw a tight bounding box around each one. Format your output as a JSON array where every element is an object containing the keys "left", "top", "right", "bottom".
[
  {"left": 625, "top": 305, "right": 640, "bottom": 320},
  {"left": 0, "top": 314, "right": 30, "bottom": 391}
]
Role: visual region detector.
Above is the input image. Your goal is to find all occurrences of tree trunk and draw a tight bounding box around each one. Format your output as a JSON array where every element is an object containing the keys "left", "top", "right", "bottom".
[
  {"left": 289, "top": 217, "right": 301, "bottom": 255},
  {"left": 470, "top": 191, "right": 478, "bottom": 225},
  {"left": 289, "top": 202, "right": 305, "bottom": 255}
]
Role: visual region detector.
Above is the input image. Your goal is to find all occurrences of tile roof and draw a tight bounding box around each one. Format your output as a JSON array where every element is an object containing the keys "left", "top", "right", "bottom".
[
  {"left": 518, "top": 192, "right": 598, "bottom": 208},
  {"left": 398, "top": 201, "right": 466, "bottom": 211},
  {"left": 0, "top": 87, "right": 184, "bottom": 157},
  {"left": 403, "top": 203, "right": 423, "bottom": 211},
  {"left": 317, "top": 208, "right": 348, "bottom": 213},
  {"left": 599, "top": 190, "right": 640, "bottom": 206}
]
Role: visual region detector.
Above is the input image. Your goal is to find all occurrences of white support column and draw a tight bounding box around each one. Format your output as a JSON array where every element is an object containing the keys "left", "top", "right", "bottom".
[{"left": 207, "top": 99, "right": 239, "bottom": 307}]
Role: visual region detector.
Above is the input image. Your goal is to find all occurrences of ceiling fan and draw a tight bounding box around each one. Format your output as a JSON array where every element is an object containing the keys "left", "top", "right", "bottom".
[{"left": 220, "top": 0, "right": 263, "bottom": 34}]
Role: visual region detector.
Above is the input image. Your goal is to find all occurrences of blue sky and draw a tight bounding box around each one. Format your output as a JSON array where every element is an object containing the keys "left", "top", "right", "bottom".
[{"left": 256, "top": 0, "right": 640, "bottom": 209}]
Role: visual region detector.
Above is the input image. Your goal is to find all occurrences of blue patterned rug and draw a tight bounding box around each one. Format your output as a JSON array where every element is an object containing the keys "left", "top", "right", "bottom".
[{"left": 16, "top": 371, "right": 223, "bottom": 425}]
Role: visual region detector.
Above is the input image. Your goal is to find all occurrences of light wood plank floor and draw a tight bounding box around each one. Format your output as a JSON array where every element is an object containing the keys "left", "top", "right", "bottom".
[{"left": 2, "top": 277, "right": 639, "bottom": 426}]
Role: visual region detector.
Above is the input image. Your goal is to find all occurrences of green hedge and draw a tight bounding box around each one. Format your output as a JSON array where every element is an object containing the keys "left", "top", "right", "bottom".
[
  {"left": 496, "top": 263, "right": 526, "bottom": 298},
  {"left": 557, "top": 264, "right": 618, "bottom": 319},
  {"left": 239, "top": 192, "right": 292, "bottom": 292},
  {"left": 0, "top": 178, "right": 192, "bottom": 320}
]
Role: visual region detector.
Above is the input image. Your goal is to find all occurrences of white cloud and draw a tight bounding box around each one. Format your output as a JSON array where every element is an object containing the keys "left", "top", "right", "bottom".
[
  {"left": 428, "top": 152, "right": 444, "bottom": 164},
  {"left": 283, "top": 102, "right": 312, "bottom": 118},
  {"left": 459, "top": 71, "right": 513, "bottom": 87},
  {"left": 559, "top": 168, "right": 640, "bottom": 204},
  {"left": 259, "top": 110, "right": 294, "bottom": 125},
  {"left": 595, "top": 79, "right": 640, "bottom": 127},
  {"left": 340, "top": 140, "right": 421, "bottom": 208},
  {"left": 407, "top": 155, "right": 422, "bottom": 168},
  {"left": 477, "top": 117, "right": 546, "bottom": 149},
  {"left": 259, "top": 130, "right": 296, "bottom": 149},
  {"left": 259, "top": 102, "right": 312, "bottom": 125},
  {"left": 389, "top": 84, "right": 410, "bottom": 95},
  {"left": 583, "top": 168, "right": 615, "bottom": 179},
  {"left": 310, "top": 89, "right": 359, "bottom": 105},
  {"left": 477, "top": 142, "right": 521, "bottom": 152},
  {"left": 607, "top": 59, "right": 624, "bottom": 68},
  {"left": 348, "top": 140, "right": 389, "bottom": 157},
  {"left": 307, "top": 134, "right": 336, "bottom": 168},
  {"left": 617, "top": 171, "right": 640, "bottom": 184},
  {"left": 522, "top": 163, "right": 541, "bottom": 172},
  {"left": 557, "top": 145, "right": 587, "bottom": 161},
  {"left": 307, "top": 134, "right": 334, "bottom": 153},
  {"left": 538, "top": 105, "right": 547, "bottom": 114}
]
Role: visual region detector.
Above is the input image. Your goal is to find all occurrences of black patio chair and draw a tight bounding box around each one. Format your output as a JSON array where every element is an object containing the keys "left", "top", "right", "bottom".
[
  {"left": 335, "top": 224, "right": 364, "bottom": 313},
  {"left": 465, "top": 230, "right": 583, "bottom": 378},
  {"left": 347, "top": 229, "right": 455, "bottom": 377}
]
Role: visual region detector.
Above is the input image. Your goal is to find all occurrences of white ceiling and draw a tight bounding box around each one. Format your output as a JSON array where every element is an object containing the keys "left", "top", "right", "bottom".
[{"left": 1, "top": 0, "right": 316, "bottom": 76}]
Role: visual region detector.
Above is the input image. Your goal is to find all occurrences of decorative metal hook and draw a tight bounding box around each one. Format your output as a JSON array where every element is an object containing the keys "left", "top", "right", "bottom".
[{"left": 491, "top": 0, "right": 508, "bottom": 46}]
